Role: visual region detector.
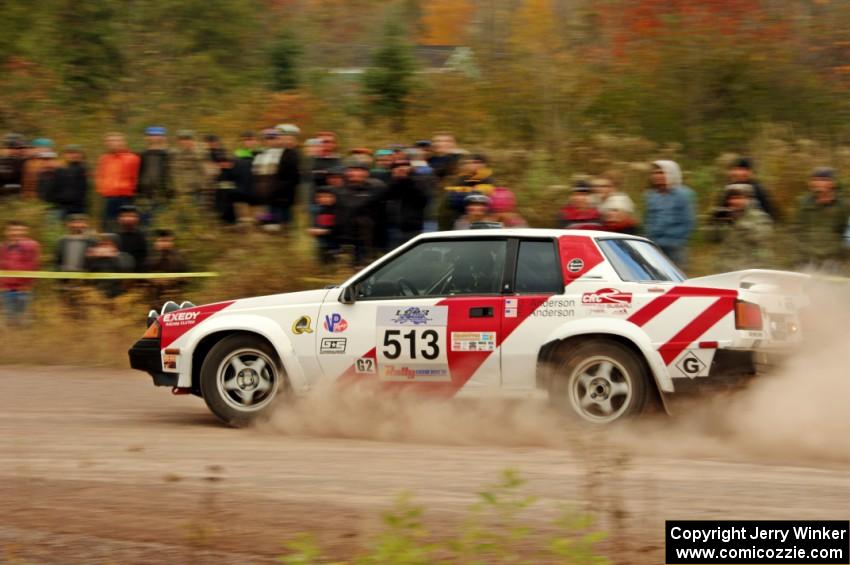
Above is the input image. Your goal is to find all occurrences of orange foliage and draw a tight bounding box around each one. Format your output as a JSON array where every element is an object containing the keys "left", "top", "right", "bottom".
[{"left": 419, "top": 0, "right": 475, "bottom": 46}]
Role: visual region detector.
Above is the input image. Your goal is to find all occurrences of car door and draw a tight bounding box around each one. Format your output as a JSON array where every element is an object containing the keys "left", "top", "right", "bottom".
[
  {"left": 499, "top": 238, "right": 568, "bottom": 391},
  {"left": 317, "top": 237, "right": 508, "bottom": 396}
]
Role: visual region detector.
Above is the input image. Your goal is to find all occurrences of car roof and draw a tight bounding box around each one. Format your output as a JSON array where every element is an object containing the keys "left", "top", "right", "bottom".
[{"left": 415, "top": 228, "right": 648, "bottom": 241}]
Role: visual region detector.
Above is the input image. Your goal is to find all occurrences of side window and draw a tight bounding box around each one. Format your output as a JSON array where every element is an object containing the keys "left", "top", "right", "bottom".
[
  {"left": 357, "top": 239, "right": 507, "bottom": 300},
  {"left": 515, "top": 240, "right": 563, "bottom": 294}
]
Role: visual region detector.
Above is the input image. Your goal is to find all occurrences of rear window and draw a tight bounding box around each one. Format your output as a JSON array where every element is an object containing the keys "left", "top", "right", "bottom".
[{"left": 597, "top": 239, "right": 686, "bottom": 283}]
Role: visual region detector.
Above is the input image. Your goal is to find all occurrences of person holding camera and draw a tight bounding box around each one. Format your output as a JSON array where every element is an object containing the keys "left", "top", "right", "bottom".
[{"left": 709, "top": 183, "right": 774, "bottom": 272}]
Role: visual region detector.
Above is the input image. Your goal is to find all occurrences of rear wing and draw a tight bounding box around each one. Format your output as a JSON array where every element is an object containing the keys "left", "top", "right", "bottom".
[{"left": 683, "top": 269, "right": 809, "bottom": 296}]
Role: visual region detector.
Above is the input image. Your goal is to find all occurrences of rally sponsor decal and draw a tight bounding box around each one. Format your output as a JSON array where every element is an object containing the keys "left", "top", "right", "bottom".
[
  {"left": 504, "top": 298, "right": 518, "bottom": 318},
  {"left": 161, "top": 311, "right": 200, "bottom": 326},
  {"left": 582, "top": 288, "right": 633, "bottom": 305},
  {"left": 532, "top": 298, "right": 576, "bottom": 317},
  {"left": 320, "top": 337, "right": 347, "bottom": 354},
  {"left": 380, "top": 364, "right": 449, "bottom": 382},
  {"left": 323, "top": 313, "right": 348, "bottom": 333},
  {"left": 566, "top": 258, "right": 584, "bottom": 273},
  {"left": 160, "top": 301, "right": 234, "bottom": 348},
  {"left": 582, "top": 288, "right": 633, "bottom": 315},
  {"left": 451, "top": 332, "right": 496, "bottom": 352},
  {"left": 291, "top": 315, "right": 313, "bottom": 334},
  {"left": 378, "top": 306, "right": 448, "bottom": 326}
]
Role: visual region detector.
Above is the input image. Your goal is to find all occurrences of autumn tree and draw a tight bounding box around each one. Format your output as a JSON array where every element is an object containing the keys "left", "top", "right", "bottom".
[{"left": 362, "top": 19, "right": 417, "bottom": 131}]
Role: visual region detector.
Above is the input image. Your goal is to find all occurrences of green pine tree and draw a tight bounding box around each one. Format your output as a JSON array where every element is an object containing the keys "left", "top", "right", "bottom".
[
  {"left": 269, "top": 31, "right": 302, "bottom": 91},
  {"left": 362, "top": 19, "right": 417, "bottom": 130}
]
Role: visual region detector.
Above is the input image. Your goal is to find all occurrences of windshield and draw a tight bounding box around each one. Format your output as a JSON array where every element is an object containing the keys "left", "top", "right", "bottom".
[{"left": 597, "top": 238, "right": 686, "bottom": 283}]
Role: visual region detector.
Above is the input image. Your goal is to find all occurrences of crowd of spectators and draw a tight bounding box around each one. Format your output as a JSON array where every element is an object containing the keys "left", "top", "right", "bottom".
[{"left": 1, "top": 125, "right": 850, "bottom": 324}]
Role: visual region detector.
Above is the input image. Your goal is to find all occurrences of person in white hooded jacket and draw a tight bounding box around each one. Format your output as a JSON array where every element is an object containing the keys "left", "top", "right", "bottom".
[{"left": 644, "top": 160, "right": 696, "bottom": 269}]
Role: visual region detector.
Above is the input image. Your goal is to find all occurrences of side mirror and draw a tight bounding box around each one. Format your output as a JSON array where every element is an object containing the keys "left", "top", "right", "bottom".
[{"left": 339, "top": 285, "right": 357, "bottom": 305}]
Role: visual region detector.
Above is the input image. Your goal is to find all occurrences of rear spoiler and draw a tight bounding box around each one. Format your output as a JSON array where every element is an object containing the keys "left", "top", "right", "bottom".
[{"left": 682, "top": 269, "right": 809, "bottom": 295}]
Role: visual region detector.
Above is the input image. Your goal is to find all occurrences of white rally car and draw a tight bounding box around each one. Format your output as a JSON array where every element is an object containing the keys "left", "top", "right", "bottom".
[{"left": 129, "top": 229, "right": 807, "bottom": 426}]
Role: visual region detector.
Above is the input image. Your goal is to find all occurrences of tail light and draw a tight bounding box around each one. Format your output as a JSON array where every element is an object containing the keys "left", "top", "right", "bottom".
[
  {"left": 142, "top": 320, "right": 161, "bottom": 339},
  {"left": 735, "top": 300, "right": 763, "bottom": 330}
]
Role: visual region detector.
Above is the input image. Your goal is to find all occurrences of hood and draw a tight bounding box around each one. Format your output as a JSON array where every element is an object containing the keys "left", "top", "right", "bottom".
[
  {"left": 223, "top": 288, "right": 331, "bottom": 311},
  {"left": 653, "top": 160, "right": 682, "bottom": 188}
]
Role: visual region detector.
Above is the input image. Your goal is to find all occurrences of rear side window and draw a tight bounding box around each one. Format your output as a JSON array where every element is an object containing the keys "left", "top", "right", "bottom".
[
  {"left": 515, "top": 240, "right": 564, "bottom": 293},
  {"left": 597, "top": 238, "right": 686, "bottom": 282}
]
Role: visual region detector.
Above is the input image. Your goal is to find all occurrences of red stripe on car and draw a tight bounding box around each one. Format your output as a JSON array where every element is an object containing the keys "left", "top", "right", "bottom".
[
  {"left": 657, "top": 297, "right": 735, "bottom": 365},
  {"left": 629, "top": 286, "right": 737, "bottom": 327}
]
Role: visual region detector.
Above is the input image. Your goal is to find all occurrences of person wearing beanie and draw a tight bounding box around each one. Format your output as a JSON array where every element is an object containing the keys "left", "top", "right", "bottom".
[
  {"left": 790, "top": 167, "right": 850, "bottom": 273},
  {"left": 0, "top": 135, "right": 26, "bottom": 197},
  {"left": 384, "top": 159, "right": 429, "bottom": 245},
  {"left": 225, "top": 132, "right": 261, "bottom": 226},
  {"left": 21, "top": 138, "right": 55, "bottom": 199},
  {"left": 722, "top": 157, "right": 777, "bottom": 220},
  {"left": 136, "top": 126, "right": 172, "bottom": 222},
  {"left": 307, "top": 186, "right": 342, "bottom": 263},
  {"left": 559, "top": 180, "right": 603, "bottom": 230},
  {"left": 709, "top": 183, "right": 774, "bottom": 272},
  {"left": 644, "top": 160, "right": 695, "bottom": 268},
  {"left": 454, "top": 193, "right": 497, "bottom": 230},
  {"left": 45, "top": 145, "right": 89, "bottom": 218},
  {"left": 171, "top": 129, "right": 205, "bottom": 207},
  {"left": 337, "top": 161, "right": 387, "bottom": 266},
  {"left": 55, "top": 213, "right": 96, "bottom": 273}
]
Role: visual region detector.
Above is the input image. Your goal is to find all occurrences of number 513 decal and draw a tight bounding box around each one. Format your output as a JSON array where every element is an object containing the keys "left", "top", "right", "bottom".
[{"left": 382, "top": 329, "right": 440, "bottom": 360}]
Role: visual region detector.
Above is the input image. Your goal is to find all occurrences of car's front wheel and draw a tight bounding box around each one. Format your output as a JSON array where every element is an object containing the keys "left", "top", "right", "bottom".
[
  {"left": 550, "top": 340, "right": 649, "bottom": 424},
  {"left": 200, "top": 334, "right": 284, "bottom": 427}
]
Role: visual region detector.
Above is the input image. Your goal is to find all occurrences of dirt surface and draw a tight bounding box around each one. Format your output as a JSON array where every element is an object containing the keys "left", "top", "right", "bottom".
[{"left": 2, "top": 366, "right": 850, "bottom": 564}]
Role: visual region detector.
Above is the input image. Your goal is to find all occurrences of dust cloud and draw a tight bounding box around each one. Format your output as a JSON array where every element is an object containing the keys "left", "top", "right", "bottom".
[
  {"left": 615, "top": 279, "right": 850, "bottom": 465},
  {"left": 262, "top": 380, "right": 574, "bottom": 448},
  {"left": 262, "top": 280, "right": 850, "bottom": 465}
]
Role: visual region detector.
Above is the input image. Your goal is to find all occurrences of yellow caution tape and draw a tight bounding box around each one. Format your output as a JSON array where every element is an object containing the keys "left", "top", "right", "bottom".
[{"left": 0, "top": 271, "right": 217, "bottom": 280}]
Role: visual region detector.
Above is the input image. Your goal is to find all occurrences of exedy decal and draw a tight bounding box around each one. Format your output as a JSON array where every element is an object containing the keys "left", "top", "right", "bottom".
[{"left": 292, "top": 315, "right": 314, "bottom": 334}]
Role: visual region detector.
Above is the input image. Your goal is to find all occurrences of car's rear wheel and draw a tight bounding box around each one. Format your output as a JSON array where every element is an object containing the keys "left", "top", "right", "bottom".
[
  {"left": 550, "top": 340, "right": 649, "bottom": 424},
  {"left": 200, "top": 334, "right": 284, "bottom": 427}
]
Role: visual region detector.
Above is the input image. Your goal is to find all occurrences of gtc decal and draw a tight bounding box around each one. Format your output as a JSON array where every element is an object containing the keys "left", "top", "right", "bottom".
[
  {"left": 292, "top": 315, "right": 314, "bottom": 334},
  {"left": 582, "top": 288, "right": 633, "bottom": 305},
  {"left": 320, "top": 337, "right": 347, "bottom": 354},
  {"left": 323, "top": 313, "right": 348, "bottom": 333}
]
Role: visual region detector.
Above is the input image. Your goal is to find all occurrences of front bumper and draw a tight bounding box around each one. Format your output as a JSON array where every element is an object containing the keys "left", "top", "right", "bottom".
[{"left": 128, "top": 338, "right": 177, "bottom": 387}]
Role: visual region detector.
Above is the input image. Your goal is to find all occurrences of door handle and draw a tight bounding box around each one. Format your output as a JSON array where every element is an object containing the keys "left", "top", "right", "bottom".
[{"left": 469, "top": 307, "right": 494, "bottom": 318}]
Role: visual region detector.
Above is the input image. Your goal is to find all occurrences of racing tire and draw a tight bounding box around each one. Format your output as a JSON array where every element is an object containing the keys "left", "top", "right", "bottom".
[
  {"left": 200, "top": 334, "right": 285, "bottom": 427},
  {"left": 549, "top": 340, "right": 650, "bottom": 424}
]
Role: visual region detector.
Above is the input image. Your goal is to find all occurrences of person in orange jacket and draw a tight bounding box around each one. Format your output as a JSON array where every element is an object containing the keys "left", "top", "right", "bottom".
[{"left": 96, "top": 133, "right": 140, "bottom": 230}]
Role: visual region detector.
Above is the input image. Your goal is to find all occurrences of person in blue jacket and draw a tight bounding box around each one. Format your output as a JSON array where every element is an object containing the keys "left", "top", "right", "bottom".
[{"left": 644, "top": 160, "right": 695, "bottom": 269}]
